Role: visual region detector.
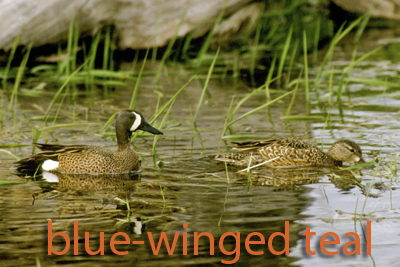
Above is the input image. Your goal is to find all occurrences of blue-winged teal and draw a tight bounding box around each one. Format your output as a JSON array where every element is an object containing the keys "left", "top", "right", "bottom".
[
  {"left": 216, "top": 139, "right": 364, "bottom": 167},
  {"left": 16, "top": 110, "right": 163, "bottom": 174}
]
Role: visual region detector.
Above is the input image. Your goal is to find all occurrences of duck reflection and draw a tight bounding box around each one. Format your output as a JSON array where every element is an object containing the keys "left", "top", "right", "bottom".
[
  {"left": 232, "top": 166, "right": 371, "bottom": 195},
  {"left": 41, "top": 171, "right": 141, "bottom": 192}
]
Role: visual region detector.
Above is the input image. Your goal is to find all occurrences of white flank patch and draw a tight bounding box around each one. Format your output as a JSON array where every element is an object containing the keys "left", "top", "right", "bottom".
[
  {"left": 130, "top": 111, "right": 142, "bottom": 131},
  {"left": 42, "top": 171, "right": 59, "bottom": 183},
  {"left": 133, "top": 219, "right": 143, "bottom": 234},
  {"left": 42, "top": 159, "right": 59, "bottom": 171}
]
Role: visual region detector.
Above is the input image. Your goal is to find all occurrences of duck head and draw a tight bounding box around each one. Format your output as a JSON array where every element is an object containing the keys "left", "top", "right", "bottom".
[
  {"left": 327, "top": 139, "right": 364, "bottom": 164},
  {"left": 116, "top": 110, "right": 163, "bottom": 145}
]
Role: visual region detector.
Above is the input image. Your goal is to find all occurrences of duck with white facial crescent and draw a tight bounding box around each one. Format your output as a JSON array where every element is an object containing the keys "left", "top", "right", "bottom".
[{"left": 16, "top": 110, "right": 163, "bottom": 174}]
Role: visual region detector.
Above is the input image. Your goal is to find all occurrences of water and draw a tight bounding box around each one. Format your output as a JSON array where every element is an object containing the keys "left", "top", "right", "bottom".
[{"left": 1, "top": 28, "right": 400, "bottom": 266}]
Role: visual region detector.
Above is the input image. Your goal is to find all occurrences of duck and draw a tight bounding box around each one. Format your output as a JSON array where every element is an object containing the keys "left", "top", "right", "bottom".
[
  {"left": 215, "top": 139, "right": 364, "bottom": 168},
  {"left": 16, "top": 109, "right": 163, "bottom": 175}
]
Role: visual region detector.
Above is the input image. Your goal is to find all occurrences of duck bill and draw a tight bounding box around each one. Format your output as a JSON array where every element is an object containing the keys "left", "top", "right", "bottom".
[{"left": 139, "top": 121, "right": 163, "bottom": 135}]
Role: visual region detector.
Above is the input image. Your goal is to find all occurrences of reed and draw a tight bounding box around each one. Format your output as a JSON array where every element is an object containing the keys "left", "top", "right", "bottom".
[
  {"left": 312, "top": 16, "right": 321, "bottom": 66},
  {"left": 65, "top": 16, "right": 75, "bottom": 76},
  {"left": 264, "top": 55, "right": 276, "bottom": 100},
  {"left": 277, "top": 26, "right": 292, "bottom": 87},
  {"left": 302, "top": 30, "right": 309, "bottom": 103},
  {"left": 130, "top": 49, "right": 149, "bottom": 109},
  {"left": 151, "top": 99, "right": 174, "bottom": 160},
  {"left": 8, "top": 41, "right": 32, "bottom": 112},
  {"left": 226, "top": 89, "right": 295, "bottom": 128},
  {"left": 336, "top": 46, "right": 381, "bottom": 102},
  {"left": 314, "top": 15, "right": 366, "bottom": 90},
  {"left": 193, "top": 47, "right": 220, "bottom": 124},
  {"left": 0, "top": 149, "right": 20, "bottom": 161},
  {"left": 284, "top": 69, "right": 301, "bottom": 117},
  {"left": 2, "top": 32, "right": 21, "bottom": 90}
]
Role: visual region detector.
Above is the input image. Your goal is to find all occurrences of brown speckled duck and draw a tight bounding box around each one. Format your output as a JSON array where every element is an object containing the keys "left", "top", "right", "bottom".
[
  {"left": 216, "top": 139, "right": 364, "bottom": 168},
  {"left": 16, "top": 110, "right": 163, "bottom": 175}
]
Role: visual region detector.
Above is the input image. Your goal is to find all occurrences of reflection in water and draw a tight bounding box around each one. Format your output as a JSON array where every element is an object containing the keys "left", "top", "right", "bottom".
[
  {"left": 41, "top": 172, "right": 141, "bottom": 192},
  {"left": 0, "top": 158, "right": 313, "bottom": 266}
]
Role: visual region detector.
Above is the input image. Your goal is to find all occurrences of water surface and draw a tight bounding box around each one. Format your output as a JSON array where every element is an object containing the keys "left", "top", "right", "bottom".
[{"left": 1, "top": 28, "right": 400, "bottom": 266}]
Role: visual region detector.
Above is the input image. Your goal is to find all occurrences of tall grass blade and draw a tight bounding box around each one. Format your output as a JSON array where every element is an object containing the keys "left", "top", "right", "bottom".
[
  {"left": 103, "top": 26, "right": 111, "bottom": 70},
  {"left": 66, "top": 16, "right": 74, "bottom": 76},
  {"left": 32, "top": 123, "right": 88, "bottom": 144},
  {"left": 102, "top": 112, "right": 119, "bottom": 133},
  {"left": 221, "top": 96, "right": 235, "bottom": 137},
  {"left": 230, "top": 85, "right": 264, "bottom": 122},
  {"left": 182, "top": 30, "right": 195, "bottom": 61},
  {"left": 43, "top": 57, "right": 91, "bottom": 124},
  {"left": 285, "top": 69, "right": 302, "bottom": 116},
  {"left": 337, "top": 46, "right": 382, "bottom": 102},
  {"left": 312, "top": 16, "right": 321, "bottom": 66},
  {"left": 8, "top": 41, "right": 32, "bottom": 111},
  {"left": 303, "top": 30, "right": 309, "bottom": 103},
  {"left": 226, "top": 89, "right": 295, "bottom": 127},
  {"left": 265, "top": 55, "right": 276, "bottom": 100},
  {"left": 314, "top": 15, "right": 366, "bottom": 88},
  {"left": 277, "top": 26, "right": 292, "bottom": 87},
  {"left": 0, "top": 149, "right": 20, "bottom": 161},
  {"left": 285, "top": 38, "right": 299, "bottom": 85},
  {"left": 86, "top": 30, "right": 101, "bottom": 88},
  {"left": 152, "top": 99, "right": 174, "bottom": 158},
  {"left": 193, "top": 47, "right": 220, "bottom": 124},
  {"left": 71, "top": 19, "right": 80, "bottom": 73},
  {"left": 2, "top": 32, "right": 21, "bottom": 90},
  {"left": 130, "top": 49, "right": 149, "bottom": 109}
]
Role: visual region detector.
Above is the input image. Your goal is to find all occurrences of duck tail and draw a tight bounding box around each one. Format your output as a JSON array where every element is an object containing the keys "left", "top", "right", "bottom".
[{"left": 14, "top": 154, "right": 46, "bottom": 176}]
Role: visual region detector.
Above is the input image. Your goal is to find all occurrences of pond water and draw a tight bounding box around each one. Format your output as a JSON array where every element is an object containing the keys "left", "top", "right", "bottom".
[{"left": 1, "top": 28, "right": 400, "bottom": 266}]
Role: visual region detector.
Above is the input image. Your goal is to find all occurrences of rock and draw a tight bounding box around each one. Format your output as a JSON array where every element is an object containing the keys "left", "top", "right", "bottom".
[
  {"left": 331, "top": 0, "right": 400, "bottom": 20},
  {"left": 0, "top": 0, "right": 259, "bottom": 51}
]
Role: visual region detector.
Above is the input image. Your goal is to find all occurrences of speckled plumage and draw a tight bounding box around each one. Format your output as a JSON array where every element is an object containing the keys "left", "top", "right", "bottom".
[
  {"left": 216, "top": 139, "right": 364, "bottom": 167},
  {"left": 16, "top": 110, "right": 163, "bottom": 175}
]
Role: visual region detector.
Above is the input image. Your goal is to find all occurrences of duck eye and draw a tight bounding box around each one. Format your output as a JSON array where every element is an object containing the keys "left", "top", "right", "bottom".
[
  {"left": 130, "top": 116, "right": 135, "bottom": 119},
  {"left": 349, "top": 149, "right": 355, "bottom": 153}
]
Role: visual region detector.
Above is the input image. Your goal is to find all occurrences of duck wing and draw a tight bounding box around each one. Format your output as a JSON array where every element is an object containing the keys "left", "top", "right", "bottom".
[
  {"left": 229, "top": 139, "right": 310, "bottom": 152},
  {"left": 34, "top": 143, "right": 89, "bottom": 160},
  {"left": 15, "top": 144, "right": 89, "bottom": 175}
]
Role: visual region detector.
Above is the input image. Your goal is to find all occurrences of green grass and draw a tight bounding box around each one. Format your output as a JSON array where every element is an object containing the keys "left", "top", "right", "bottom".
[
  {"left": 277, "top": 26, "right": 292, "bottom": 87},
  {"left": 151, "top": 98, "right": 174, "bottom": 163},
  {"left": 0, "top": 149, "right": 20, "bottom": 160},
  {"left": 225, "top": 89, "right": 296, "bottom": 129},
  {"left": 8, "top": 41, "right": 32, "bottom": 112},
  {"left": 0, "top": 181, "right": 23, "bottom": 187},
  {"left": 193, "top": 47, "right": 220, "bottom": 124},
  {"left": 1, "top": 32, "right": 21, "bottom": 90},
  {"left": 0, "top": 1, "right": 348, "bottom": 102},
  {"left": 130, "top": 49, "right": 149, "bottom": 109}
]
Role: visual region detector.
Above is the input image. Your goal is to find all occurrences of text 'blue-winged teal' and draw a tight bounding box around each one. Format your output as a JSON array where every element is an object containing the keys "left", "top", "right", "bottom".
[
  {"left": 16, "top": 110, "right": 163, "bottom": 174},
  {"left": 215, "top": 139, "right": 364, "bottom": 168}
]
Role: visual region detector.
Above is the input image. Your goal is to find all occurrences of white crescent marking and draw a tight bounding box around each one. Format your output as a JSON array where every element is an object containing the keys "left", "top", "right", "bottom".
[
  {"left": 130, "top": 111, "right": 142, "bottom": 131},
  {"left": 42, "top": 159, "right": 59, "bottom": 171}
]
